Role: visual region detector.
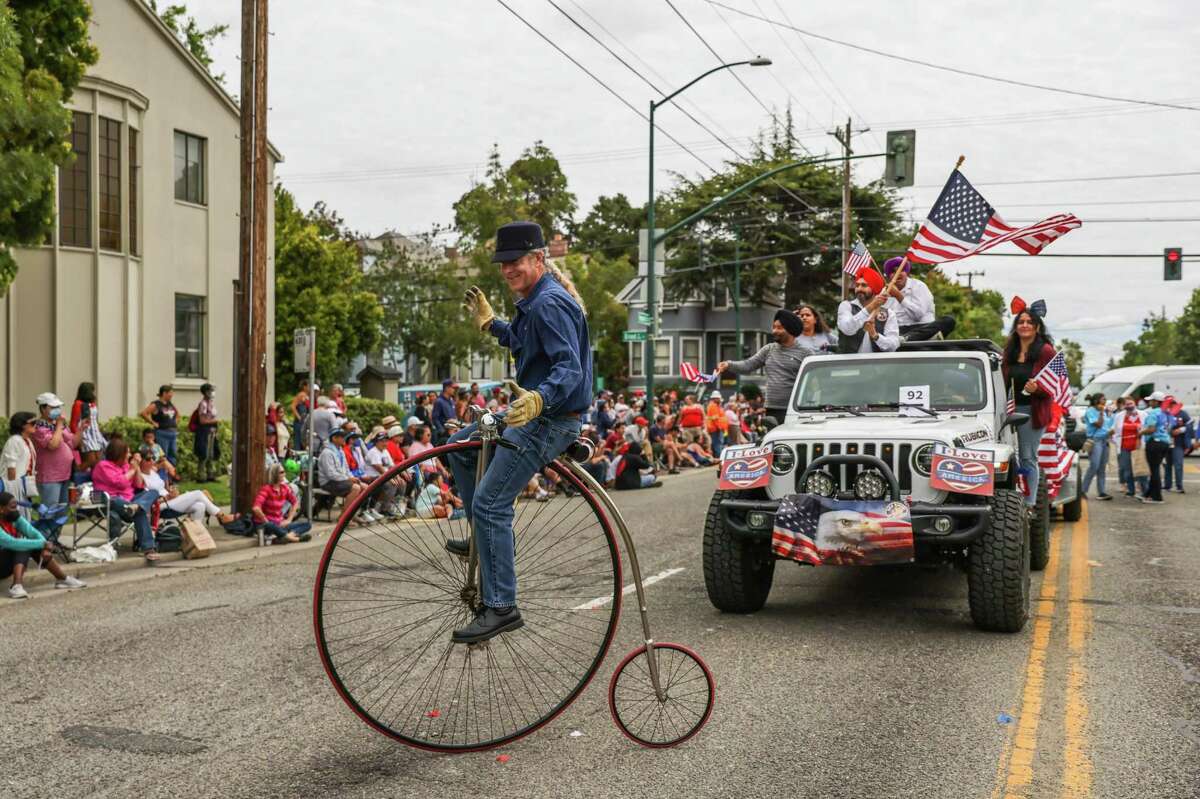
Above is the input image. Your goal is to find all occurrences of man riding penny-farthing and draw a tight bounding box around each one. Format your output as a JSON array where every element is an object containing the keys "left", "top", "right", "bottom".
[{"left": 313, "top": 221, "right": 715, "bottom": 751}]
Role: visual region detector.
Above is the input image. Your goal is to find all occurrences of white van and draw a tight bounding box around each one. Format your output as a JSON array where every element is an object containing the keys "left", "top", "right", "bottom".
[{"left": 1071, "top": 365, "right": 1200, "bottom": 422}]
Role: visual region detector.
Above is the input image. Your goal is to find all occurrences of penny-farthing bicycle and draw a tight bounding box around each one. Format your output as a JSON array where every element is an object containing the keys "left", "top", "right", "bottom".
[{"left": 312, "top": 412, "right": 715, "bottom": 751}]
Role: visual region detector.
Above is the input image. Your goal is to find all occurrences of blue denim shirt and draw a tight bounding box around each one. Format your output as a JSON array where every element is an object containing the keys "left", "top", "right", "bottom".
[
  {"left": 488, "top": 273, "right": 592, "bottom": 416},
  {"left": 1083, "top": 407, "right": 1113, "bottom": 440}
]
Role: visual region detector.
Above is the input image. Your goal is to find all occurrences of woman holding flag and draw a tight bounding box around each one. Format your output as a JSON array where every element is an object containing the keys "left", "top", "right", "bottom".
[{"left": 1000, "top": 298, "right": 1058, "bottom": 508}]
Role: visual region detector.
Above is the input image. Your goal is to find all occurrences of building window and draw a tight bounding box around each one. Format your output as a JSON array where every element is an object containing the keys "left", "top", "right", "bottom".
[
  {"left": 653, "top": 338, "right": 671, "bottom": 376},
  {"left": 629, "top": 342, "right": 644, "bottom": 377},
  {"left": 129, "top": 128, "right": 139, "bottom": 255},
  {"left": 175, "top": 294, "right": 206, "bottom": 377},
  {"left": 174, "top": 131, "right": 206, "bottom": 204},
  {"left": 470, "top": 351, "right": 489, "bottom": 380},
  {"left": 680, "top": 337, "right": 701, "bottom": 369},
  {"left": 59, "top": 111, "right": 91, "bottom": 248},
  {"left": 711, "top": 279, "right": 730, "bottom": 310},
  {"left": 98, "top": 117, "right": 121, "bottom": 251}
]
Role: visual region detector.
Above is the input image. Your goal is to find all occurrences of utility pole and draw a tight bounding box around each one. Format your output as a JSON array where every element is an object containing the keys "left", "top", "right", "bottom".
[
  {"left": 959, "top": 270, "right": 985, "bottom": 290},
  {"left": 830, "top": 118, "right": 869, "bottom": 300},
  {"left": 233, "top": 0, "right": 269, "bottom": 513}
]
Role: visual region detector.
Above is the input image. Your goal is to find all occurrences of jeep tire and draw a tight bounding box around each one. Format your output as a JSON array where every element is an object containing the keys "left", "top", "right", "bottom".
[
  {"left": 967, "top": 488, "right": 1030, "bottom": 633},
  {"left": 1028, "top": 478, "right": 1051, "bottom": 571},
  {"left": 703, "top": 489, "right": 775, "bottom": 613},
  {"left": 1061, "top": 462, "right": 1084, "bottom": 522}
]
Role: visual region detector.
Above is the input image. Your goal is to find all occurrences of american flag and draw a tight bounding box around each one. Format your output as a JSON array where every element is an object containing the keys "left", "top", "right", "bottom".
[
  {"left": 680, "top": 362, "right": 716, "bottom": 384},
  {"left": 1034, "top": 352, "right": 1072, "bottom": 411},
  {"left": 844, "top": 239, "right": 874, "bottom": 276},
  {"left": 906, "top": 169, "right": 1081, "bottom": 264},
  {"left": 772, "top": 494, "right": 913, "bottom": 566}
]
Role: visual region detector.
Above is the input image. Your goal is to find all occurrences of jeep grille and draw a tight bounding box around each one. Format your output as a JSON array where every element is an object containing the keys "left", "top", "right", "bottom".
[{"left": 791, "top": 441, "right": 916, "bottom": 494}]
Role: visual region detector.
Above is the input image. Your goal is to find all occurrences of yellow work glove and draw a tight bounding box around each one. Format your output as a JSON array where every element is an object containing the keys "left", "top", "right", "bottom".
[
  {"left": 504, "top": 380, "right": 543, "bottom": 428},
  {"left": 463, "top": 285, "right": 495, "bottom": 332}
]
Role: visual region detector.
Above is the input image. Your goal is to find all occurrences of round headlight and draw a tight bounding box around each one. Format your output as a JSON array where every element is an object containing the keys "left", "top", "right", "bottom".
[
  {"left": 853, "top": 470, "right": 888, "bottom": 501},
  {"left": 803, "top": 470, "right": 836, "bottom": 497},
  {"left": 771, "top": 443, "right": 795, "bottom": 475},
  {"left": 913, "top": 443, "right": 935, "bottom": 477}
]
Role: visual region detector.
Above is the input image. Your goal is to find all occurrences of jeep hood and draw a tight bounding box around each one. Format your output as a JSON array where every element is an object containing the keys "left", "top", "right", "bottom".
[{"left": 765, "top": 414, "right": 996, "bottom": 446}]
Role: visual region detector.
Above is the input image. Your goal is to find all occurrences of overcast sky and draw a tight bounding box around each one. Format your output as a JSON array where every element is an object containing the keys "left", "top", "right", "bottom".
[{"left": 192, "top": 0, "right": 1200, "bottom": 376}]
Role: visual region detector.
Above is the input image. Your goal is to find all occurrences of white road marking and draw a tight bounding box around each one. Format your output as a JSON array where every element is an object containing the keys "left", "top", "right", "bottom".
[
  {"left": 1147, "top": 557, "right": 1168, "bottom": 567},
  {"left": 572, "top": 567, "right": 685, "bottom": 610}
]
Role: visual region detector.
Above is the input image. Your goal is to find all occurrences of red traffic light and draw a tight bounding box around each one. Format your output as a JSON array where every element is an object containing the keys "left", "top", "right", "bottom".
[{"left": 1167, "top": 249, "right": 1181, "bottom": 262}]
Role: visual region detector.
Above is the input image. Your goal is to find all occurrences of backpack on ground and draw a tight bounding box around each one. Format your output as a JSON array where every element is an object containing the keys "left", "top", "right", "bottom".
[{"left": 156, "top": 520, "right": 183, "bottom": 553}]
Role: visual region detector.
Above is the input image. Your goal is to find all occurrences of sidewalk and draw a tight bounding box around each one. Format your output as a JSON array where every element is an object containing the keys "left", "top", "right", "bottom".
[{"left": 22, "top": 519, "right": 337, "bottom": 589}]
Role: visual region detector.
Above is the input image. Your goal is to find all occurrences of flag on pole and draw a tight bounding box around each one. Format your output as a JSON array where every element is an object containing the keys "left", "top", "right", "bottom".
[
  {"left": 906, "top": 169, "right": 1081, "bottom": 264},
  {"left": 1033, "top": 351, "right": 1072, "bottom": 411},
  {"left": 680, "top": 362, "right": 717, "bottom": 384},
  {"left": 843, "top": 239, "right": 874, "bottom": 276}
]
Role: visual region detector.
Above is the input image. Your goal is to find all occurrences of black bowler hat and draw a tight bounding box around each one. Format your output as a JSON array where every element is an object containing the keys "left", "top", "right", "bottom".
[{"left": 491, "top": 221, "right": 546, "bottom": 263}]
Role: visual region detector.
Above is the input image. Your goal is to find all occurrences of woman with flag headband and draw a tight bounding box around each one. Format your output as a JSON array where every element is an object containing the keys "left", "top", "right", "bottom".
[{"left": 1001, "top": 296, "right": 1059, "bottom": 508}]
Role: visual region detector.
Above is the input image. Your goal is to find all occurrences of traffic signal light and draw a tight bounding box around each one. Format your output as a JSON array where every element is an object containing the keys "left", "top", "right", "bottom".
[
  {"left": 1164, "top": 247, "right": 1182, "bottom": 281},
  {"left": 885, "top": 130, "right": 915, "bottom": 187}
]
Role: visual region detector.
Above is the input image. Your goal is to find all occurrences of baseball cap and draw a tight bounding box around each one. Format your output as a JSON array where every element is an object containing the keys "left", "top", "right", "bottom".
[
  {"left": 710, "top": 391, "right": 723, "bottom": 401},
  {"left": 405, "top": 416, "right": 421, "bottom": 428},
  {"left": 35, "top": 392, "right": 63, "bottom": 408},
  {"left": 1148, "top": 391, "right": 1166, "bottom": 402},
  {"left": 442, "top": 378, "right": 457, "bottom": 389},
  {"left": 635, "top": 417, "right": 649, "bottom": 427}
]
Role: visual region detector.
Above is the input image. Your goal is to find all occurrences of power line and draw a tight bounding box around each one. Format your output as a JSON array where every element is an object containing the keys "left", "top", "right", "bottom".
[
  {"left": 707, "top": 0, "right": 1200, "bottom": 112},
  {"left": 662, "top": 0, "right": 779, "bottom": 122},
  {"left": 912, "top": 169, "right": 1200, "bottom": 189},
  {"left": 492, "top": 0, "right": 718, "bottom": 173}
]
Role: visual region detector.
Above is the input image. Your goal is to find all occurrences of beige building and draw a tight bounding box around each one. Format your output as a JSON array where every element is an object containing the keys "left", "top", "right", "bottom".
[{"left": 0, "top": 0, "right": 281, "bottom": 418}]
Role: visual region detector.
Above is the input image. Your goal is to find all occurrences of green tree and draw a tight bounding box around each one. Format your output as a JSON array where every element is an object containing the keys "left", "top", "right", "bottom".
[
  {"left": 8, "top": 0, "right": 98, "bottom": 100},
  {"left": 1060, "top": 338, "right": 1085, "bottom": 386},
  {"left": 0, "top": 2, "right": 77, "bottom": 296},
  {"left": 1173, "top": 287, "right": 1200, "bottom": 364},
  {"left": 1113, "top": 313, "right": 1179, "bottom": 368},
  {"left": 562, "top": 251, "right": 635, "bottom": 386},
  {"left": 571, "top": 193, "right": 643, "bottom": 262},
  {"left": 363, "top": 239, "right": 483, "bottom": 381},
  {"left": 921, "top": 269, "right": 1006, "bottom": 343},
  {"left": 658, "top": 116, "right": 907, "bottom": 314},
  {"left": 273, "top": 187, "right": 382, "bottom": 387},
  {"left": 149, "top": 0, "right": 228, "bottom": 84}
]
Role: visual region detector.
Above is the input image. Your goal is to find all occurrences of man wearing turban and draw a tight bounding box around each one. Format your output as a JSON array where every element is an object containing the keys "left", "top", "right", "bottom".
[
  {"left": 716, "top": 309, "right": 829, "bottom": 424},
  {"left": 836, "top": 268, "right": 900, "bottom": 354},
  {"left": 881, "top": 256, "right": 956, "bottom": 341}
]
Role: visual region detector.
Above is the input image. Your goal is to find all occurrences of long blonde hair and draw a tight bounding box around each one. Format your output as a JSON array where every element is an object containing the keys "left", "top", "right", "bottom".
[{"left": 542, "top": 253, "right": 586, "bottom": 314}]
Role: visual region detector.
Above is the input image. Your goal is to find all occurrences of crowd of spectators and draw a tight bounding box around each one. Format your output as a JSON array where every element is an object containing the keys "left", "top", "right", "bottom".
[{"left": 1083, "top": 391, "right": 1194, "bottom": 505}]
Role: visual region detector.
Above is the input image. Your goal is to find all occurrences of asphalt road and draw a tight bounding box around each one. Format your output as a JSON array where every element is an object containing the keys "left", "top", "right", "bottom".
[{"left": 5, "top": 463, "right": 1198, "bottom": 799}]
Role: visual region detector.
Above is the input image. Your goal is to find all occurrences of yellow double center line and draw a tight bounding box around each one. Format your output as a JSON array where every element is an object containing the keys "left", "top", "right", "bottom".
[{"left": 993, "top": 504, "right": 1092, "bottom": 799}]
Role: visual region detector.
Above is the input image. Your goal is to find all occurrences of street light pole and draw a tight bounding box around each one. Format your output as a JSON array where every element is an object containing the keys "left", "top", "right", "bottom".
[{"left": 645, "top": 57, "right": 770, "bottom": 416}]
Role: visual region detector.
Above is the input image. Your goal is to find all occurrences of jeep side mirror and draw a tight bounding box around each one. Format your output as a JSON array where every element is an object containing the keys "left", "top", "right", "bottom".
[
  {"left": 1065, "top": 431, "right": 1087, "bottom": 452},
  {"left": 762, "top": 415, "right": 780, "bottom": 432},
  {"left": 1003, "top": 412, "right": 1030, "bottom": 431}
]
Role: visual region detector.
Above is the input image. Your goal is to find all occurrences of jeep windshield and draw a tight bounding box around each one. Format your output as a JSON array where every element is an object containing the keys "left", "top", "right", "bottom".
[{"left": 793, "top": 357, "right": 988, "bottom": 412}]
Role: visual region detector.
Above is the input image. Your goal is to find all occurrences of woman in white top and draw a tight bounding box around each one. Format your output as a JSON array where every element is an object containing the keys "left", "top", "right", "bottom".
[
  {"left": 137, "top": 458, "right": 235, "bottom": 524},
  {"left": 1, "top": 413, "right": 38, "bottom": 517}
]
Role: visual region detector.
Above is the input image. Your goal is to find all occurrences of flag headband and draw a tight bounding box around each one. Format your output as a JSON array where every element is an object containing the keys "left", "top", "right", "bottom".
[{"left": 1010, "top": 296, "right": 1047, "bottom": 319}]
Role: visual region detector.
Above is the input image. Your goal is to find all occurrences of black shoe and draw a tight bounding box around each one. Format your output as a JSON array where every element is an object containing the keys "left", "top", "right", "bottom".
[
  {"left": 119, "top": 505, "right": 138, "bottom": 522},
  {"left": 1097, "top": 494, "right": 1114, "bottom": 501},
  {"left": 444, "top": 538, "right": 469, "bottom": 559},
  {"left": 452, "top": 606, "right": 524, "bottom": 644}
]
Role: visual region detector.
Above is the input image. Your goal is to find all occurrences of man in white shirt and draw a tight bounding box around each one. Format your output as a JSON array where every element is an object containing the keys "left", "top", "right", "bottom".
[
  {"left": 881, "top": 257, "right": 956, "bottom": 341},
  {"left": 363, "top": 431, "right": 402, "bottom": 516},
  {"left": 836, "top": 268, "right": 900, "bottom": 354}
]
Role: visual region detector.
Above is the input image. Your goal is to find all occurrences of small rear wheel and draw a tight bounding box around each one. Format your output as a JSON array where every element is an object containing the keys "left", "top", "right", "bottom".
[{"left": 609, "top": 643, "right": 715, "bottom": 748}]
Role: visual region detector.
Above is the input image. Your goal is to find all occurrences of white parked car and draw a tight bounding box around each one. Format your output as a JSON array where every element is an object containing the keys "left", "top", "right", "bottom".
[{"left": 704, "top": 340, "right": 1082, "bottom": 634}]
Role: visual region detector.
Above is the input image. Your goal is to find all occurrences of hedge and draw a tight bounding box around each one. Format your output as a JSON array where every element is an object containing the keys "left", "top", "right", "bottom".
[
  {"left": 101, "top": 416, "right": 233, "bottom": 483},
  {"left": 343, "top": 396, "right": 405, "bottom": 434}
]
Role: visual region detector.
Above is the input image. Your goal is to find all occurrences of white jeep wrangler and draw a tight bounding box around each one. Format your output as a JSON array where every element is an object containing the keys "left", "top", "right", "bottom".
[{"left": 703, "top": 339, "right": 1082, "bottom": 633}]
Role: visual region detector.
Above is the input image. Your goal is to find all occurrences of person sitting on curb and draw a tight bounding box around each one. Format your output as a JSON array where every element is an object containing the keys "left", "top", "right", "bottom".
[
  {"left": 317, "top": 428, "right": 369, "bottom": 522},
  {"left": 137, "top": 457, "right": 235, "bottom": 525},
  {"left": 415, "top": 472, "right": 463, "bottom": 519},
  {"left": 91, "top": 439, "right": 160, "bottom": 563},
  {"left": 0, "top": 491, "right": 86, "bottom": 598},
  {"left": 252, "top": 464, "right": 313, "bottom": 544},
  {"left": 613, "top": 443, "right": 662, "bottom": 491}
]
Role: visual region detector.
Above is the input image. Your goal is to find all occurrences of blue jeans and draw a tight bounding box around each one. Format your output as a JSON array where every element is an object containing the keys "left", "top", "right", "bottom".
[
  {"left": 36, "top": 480, "right": 70, "bottom": 507},
  {"left": 447, "top": 415, "right": 582, "bottom": 608},
  {"left": 710, "top": 430, "right": 725, "bottom": 459},
  {"left": 1116, "top": 449, "right": 1148, "bottom": 495},
  {"left": 1164, "top": 445, "right": 1186, "bottom": 490},
  {"left": 1080, "top": 437, "right": 1109, "bottom": 496},
  {"left": 1016, "top": 418, "right": 1044, "bottom": 506},
  {"left": 155, "top": 429, "right": 178, "bottom": 465},
  {"left": 264, "top": 519, "right": 312, "bottom": 539},
  {"left": 107, "top": 495, "right": 156, "bottom": 552}
]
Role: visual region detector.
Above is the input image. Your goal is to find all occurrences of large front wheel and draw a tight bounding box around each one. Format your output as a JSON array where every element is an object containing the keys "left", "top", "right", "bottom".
[{"left": 313, "top": 441, "right": 623, "bottom": 752}]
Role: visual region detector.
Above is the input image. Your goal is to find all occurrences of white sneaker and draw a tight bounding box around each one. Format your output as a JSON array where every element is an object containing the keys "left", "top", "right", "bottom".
[
  {"left": 8, "top": 584, "right": 29, "bottom": 600},
  {"left": 55, "top": 576, "right": 87, "bottom": 590},
  {"left": 535, "top": 488, "right": 550, "bottom": 502},
  {"left": 360, "top": 509, "right": 380, "bottom": 523}
]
